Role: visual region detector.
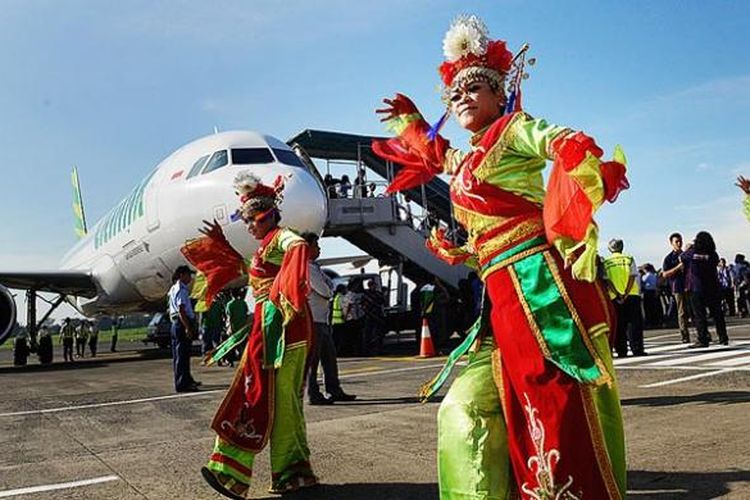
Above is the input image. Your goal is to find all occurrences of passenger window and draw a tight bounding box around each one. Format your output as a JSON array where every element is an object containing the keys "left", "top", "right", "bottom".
[
  {"left": 272, "top": 149, "right": 305, "bottom": 168},
  {"left": 186, "top": 155, "right": 209, "bottom": 179},
  {"left": 202, "top": 150, "right": 228, "bottom": 174}
]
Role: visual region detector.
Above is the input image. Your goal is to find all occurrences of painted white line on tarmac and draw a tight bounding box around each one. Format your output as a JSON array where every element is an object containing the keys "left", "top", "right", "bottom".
[
  {"left": 706, "top": 354, "right": 750, "bottom": 367},
  {"left": 650, "top": 349, "right": 747, "bottom": 366},
  {"left": 639, "top": 369, "right": 734, "bottom": 388},
  {"left": 644, "top": 332, "right": 683, "bottom": 341},
  {"left": 0, "top": 362, "right": 445, "bottom": 418},
  {"left": 614, "top": 353, "right": 680, "bottom": 365},
  {"left": 0, "top": 475, "right": 119, "bottom": 498},
  {"left": 0, "top": 389, "right": 224, "bottom": 418}
]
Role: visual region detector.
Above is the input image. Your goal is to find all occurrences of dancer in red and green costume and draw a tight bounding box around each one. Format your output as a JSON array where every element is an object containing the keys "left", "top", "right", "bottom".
[
  {"left": 184, "top": 171, "right": 318, "bottom": 498},
  {"left": 737, "top": 175, "right": 750, "bottom": 221},
  {"left": 374, "top": 15, "right": 629, "bottom": 499}
]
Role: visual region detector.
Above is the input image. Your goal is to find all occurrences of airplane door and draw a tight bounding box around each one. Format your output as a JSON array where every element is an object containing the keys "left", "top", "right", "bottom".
[{"left": 145, "top": 185, "right": 160, "bottom": 232}]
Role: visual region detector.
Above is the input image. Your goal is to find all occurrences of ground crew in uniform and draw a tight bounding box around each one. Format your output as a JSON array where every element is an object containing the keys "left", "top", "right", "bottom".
[
  {"left": 61, "top": 318, "right": 75, "bottom": 363},
  {"left": 75, "top": 320, "right": 88, "bottom": 358},
  {"left": 604, "top": 239, "right": 647, "bottom": 357},
  {"left": 87, "top": 321, "right": 99, "bottom": 357},
  {"left": 168, "top": 265, "right": 200, "bottom": 392},
  {"left": 110, "top": 316, "right": 121, "bottom": 352},
  {"left": 224, "top": 288, "right": 249, "bottom": 368},
  {"left": 331, "top": 284, "right": 346, "bottom": 351}
]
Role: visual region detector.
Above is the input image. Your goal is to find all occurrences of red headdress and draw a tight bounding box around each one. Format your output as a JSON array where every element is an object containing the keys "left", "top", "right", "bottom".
[{"left": 233, "top": 171, "right": 286, "bottom": 222}]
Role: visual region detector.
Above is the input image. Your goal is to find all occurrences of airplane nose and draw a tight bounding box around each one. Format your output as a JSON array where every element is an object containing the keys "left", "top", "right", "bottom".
[{"left": 276, "top": 165, "right": 327, "bottom": 235}]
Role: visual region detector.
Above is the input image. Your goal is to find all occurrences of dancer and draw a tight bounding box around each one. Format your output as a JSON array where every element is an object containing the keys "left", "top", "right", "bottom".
[
  {"left": 737, "top": 175, "right": 750, "bottom": 221},
  {"left": 373, "top": 15, "right": 628, "bottom": 499},
  {"left": 184, "top": 172, "right": 317, "bottom": 498}
]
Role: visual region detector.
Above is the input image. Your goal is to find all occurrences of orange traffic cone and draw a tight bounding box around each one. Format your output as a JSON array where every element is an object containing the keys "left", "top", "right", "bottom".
[{"left": 418, "top": 318, "right": 437, "bottom": 358}]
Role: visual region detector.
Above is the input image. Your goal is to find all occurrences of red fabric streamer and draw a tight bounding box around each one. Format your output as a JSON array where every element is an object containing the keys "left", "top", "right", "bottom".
[{"left": 181, "top": 235, "right": 245, "bottom": 308}]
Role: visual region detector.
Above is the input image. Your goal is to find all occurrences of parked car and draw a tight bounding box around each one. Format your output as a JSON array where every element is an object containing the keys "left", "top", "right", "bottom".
[{"left": 145, "top": 313, "right": 172, "bottom": 350}]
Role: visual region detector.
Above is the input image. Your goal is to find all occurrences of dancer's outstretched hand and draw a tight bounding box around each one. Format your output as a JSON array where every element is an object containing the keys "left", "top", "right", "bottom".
[
  {"left": 376, "top": 93, "right": 420, "bottom": 122},
  {"left": 199, "top": 219, "right": 225, "bottom": 241},
  {"left": 736, "top": 175, "right": 750, "bottom": 195}
]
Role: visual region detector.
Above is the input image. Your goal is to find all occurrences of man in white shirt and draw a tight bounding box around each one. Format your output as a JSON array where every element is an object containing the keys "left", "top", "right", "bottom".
[
  {"left": 168, "top": 265, "right": 200, "bottom": 392},
  {"left": 304, "top": 234, "right": 356, "bottom": 405}
]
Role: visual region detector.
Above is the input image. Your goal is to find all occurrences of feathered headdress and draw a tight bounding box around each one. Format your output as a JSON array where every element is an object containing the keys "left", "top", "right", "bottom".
[{"left": 232, "top": 171, "right": 286, "bottom": 222}]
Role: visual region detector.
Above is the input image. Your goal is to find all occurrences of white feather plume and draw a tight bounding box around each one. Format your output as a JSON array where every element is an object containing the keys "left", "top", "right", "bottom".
[{"left": 233, "top": 170, "right": 261, "bottom": 196}]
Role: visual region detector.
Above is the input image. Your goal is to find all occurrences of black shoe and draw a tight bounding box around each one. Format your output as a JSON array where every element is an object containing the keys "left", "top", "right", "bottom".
[
  {"left": 616, "top": 352, "right": 628, "bottom": 358},
  {"left": 177, "top": 386, "right": 200, "bottom": 393},
  {"left": 309, "top": 394, "right": 334, "bottom": 405},
  {"left": 688, "top": 342, "right": 709, "bottom": 349},
  {"left": 719, "top": 338, "right": 729, "bottom": 346},
  {"left": 330, "top": 391, "right": 357, "bottom": 402},
  {"left": 189, "top": 380, "right": 202, "bottom": 387},
  {"left": 633, "top": 351, "right": 648, "bottom": 357}
]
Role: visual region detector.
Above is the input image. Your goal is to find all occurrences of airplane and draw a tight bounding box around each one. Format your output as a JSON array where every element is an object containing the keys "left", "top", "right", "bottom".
[{"left": 0, "top": 131, "right": 328, "bottom": 346}]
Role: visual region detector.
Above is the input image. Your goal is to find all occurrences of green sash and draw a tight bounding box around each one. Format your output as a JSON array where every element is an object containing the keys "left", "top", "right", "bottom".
[{"left": 262, "top": 300, "right": 285, "bottom": 369}]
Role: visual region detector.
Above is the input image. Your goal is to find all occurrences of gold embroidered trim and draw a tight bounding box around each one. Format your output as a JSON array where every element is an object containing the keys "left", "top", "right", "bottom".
[
  {"left": 579, "top": 386, "right": 623, "bottom": 500},
  {"left": 546, "top": 128, "right": 574, "bottom": 158},
  {"left": 481, "top": 243, "right": 549, "bottom": 281},
  {"left": 542, "top": 252, "right": 612, "bottom": 387},
  {"left": 490, "top": 346, "right": 509, "bottom": 420},
  {"left": 473, "top": 112, "right": 526, "bottom": 180},
  {"left": 507, "top": 266, "right": 553, "bottom": 359},
  {"left": 476, "top": 219, "right": 546, "bottom": 265}
]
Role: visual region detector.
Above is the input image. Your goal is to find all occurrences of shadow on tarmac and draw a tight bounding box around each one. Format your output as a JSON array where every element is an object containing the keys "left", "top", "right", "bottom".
[
  {"left": 253, "top": 482, "right": 439, "bottom": 500},
  {"left": 0, "top": 347, "right": 176, "bottom": 374},
  {"left": 621, "top": 391, "right": 750, "bottom": 407},
  {"left": 629, "top": 469, "right": 750, "bottom": 498}
]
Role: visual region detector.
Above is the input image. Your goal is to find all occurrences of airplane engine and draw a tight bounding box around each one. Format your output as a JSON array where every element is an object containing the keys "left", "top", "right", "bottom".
[{"left": 0, "top": 284, "right": 18, "bottom": 345}]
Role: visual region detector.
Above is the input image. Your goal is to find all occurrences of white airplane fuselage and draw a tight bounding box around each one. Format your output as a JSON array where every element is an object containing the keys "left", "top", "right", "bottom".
[{"left": 60, "top": 131, "right": 327, "bottom": 316}]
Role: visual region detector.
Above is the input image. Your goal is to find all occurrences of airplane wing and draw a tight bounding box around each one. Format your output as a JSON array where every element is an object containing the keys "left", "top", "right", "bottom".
[
  {"left": 0, "top": 270, "right": 97, "bottom": 298},
  {"left": 318, "top": 255, "right": 374, "bottom": 268}
]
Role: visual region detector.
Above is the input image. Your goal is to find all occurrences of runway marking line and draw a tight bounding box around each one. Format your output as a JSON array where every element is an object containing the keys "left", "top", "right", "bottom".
[
  {"left": 0, "top": 362, "right": 446, "bottom": 418},
  {"left": 639, "top": 369, "right": 734, "bottom": 388},
  {"left": 0, "top": 475, "right": 119, "bottom": 498}
]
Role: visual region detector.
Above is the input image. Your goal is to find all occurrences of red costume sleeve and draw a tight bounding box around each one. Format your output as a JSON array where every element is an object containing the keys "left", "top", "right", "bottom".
[
  {"left": 181, "top": 235, "right": 245, "bottom": 308},
  {"left": 371, "top": 94, "right": 450, "bottom": 193}
]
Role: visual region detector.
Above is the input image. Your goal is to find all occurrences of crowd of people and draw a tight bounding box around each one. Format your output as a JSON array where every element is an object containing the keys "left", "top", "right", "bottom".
[{"left": 601, "top": 231, "right": 748, "bottom": 357}]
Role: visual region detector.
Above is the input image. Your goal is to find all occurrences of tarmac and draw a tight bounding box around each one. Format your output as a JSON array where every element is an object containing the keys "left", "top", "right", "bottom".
[{"left": 0, "top": 321, "right": 748, "bottom": 499}]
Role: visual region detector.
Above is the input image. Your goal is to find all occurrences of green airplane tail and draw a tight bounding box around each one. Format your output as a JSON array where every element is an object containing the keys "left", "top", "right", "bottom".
[{"left": 71, "top": 166, "right": 88, "bottom": 239}]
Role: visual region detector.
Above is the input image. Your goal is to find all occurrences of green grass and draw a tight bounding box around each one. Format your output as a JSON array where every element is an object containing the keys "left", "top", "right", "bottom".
[{"left": 2, "top": 326, "right": 150, "bottom": 350}]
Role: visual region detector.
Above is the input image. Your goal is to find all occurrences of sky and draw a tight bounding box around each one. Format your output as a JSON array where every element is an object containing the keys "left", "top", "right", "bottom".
[{"left": 1, "top": 1, "right": 749, "bottom": 324}]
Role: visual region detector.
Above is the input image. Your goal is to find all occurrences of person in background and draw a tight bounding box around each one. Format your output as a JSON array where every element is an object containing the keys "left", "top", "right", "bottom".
[
  {"left": 731, "top": 254, "right": 750, "bottom": 318},
  {"left": 717, "top": 258, "right": 735, "bottom": 317},
  {"left": 681, "top": 231, "right": 728, "bottom": 347},
  {"left": 330, "top": 284, "right": 346, "bottom": 353},
  {"left": 341, "top": 281, "right": 365, "bottom": 355},
  {"left": 168, "top": 265, "right": 200, "bottom": 392},
  {"left": 323, "top": 174, "right": 339, "bottom": 199},
  {"left": 75, "top": 319, "right": 88, "bottom": 358},
  {"left": 354, "top": 170, "right": 368, "bottom": 198},
  {"left": 110, "top": 316, "right": 122, "bottom": 352},
  {"left": 338, "top": 174, "right": 352, "bottom": 198},
  {"left": 641, "top": 263, "right": 662, "bottom": 328},
  {"left": 201, "top": 297, "right": 225, "bottom": 360},
  {"left": 304, "top": 233, "right": 356, "bottom": 404},
  {"left": 603, "top": 239, "right": 646, "bottom": 357},
  {"left": 61, "top": 317, "right": 75, "bottom": 363},
  {"left": 87, "top": 320, "right": 99, "bottom": 357},
  {"left": 224, "top": 288, "right": 249, "bottom": 368},
  {"left": 467, "top": 271, "right": 483, "bottom": 322},
  {"left": 361, "top": 279, "right": 386, "bottom": 355},
  {"left": 662, "top": 232, "right": 691, "bottom": 343}
]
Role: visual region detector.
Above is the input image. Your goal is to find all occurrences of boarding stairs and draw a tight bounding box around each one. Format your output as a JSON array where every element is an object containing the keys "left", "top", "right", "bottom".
[{"left": 287, "top": 129, "right": 468, "bottom": 289}]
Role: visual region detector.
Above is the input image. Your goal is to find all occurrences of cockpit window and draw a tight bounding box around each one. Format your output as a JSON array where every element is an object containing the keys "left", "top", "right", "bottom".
[
  {"left": 202, "top": 150, "right": 229, "bottom": 174},
  {"left": 186, "top": 154, "right": 209, "bottom": 179},
  {"left": 272, "top": 149, "right": 305, "bottom": 168},
  {"left": 231, "top": 148, "right": 274, "bottom": 165}
]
